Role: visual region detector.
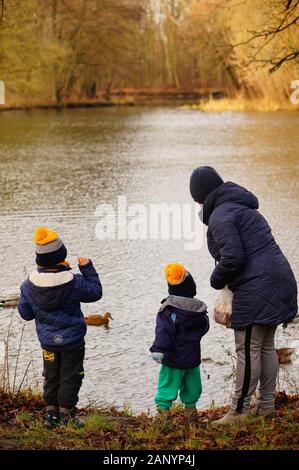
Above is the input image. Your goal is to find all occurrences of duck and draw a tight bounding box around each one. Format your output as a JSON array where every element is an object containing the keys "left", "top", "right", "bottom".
[
  {"left": 276, "top": 347, "right": 296, "bottom": 364},
  {"left": 84, "top": 312, "right": 113, "bottom": 326},
  {"left": 0, "top": 295, "right": 20, "bottom": 309}
]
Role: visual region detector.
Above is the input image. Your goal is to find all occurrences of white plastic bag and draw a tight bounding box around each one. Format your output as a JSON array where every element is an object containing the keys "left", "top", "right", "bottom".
[{"left": 213, "top": 286, "right": 233, "bottom": 327}]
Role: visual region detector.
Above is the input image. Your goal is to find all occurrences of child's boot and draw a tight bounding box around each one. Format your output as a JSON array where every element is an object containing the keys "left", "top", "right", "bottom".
[
  {"left": 44, "top": 406, "right": 60, "bottom": 429},
  {"left": 59, "top": 407, "right": 85, "bottom": 428},
  {"left": 154, "top": 408, "right": 171, "bottom": 427},
  {"left": 184, "top": 407, "right": 198, "bottom": 426}
]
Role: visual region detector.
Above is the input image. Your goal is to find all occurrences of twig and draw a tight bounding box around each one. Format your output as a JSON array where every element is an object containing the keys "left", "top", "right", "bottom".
[
  {"left": 12, "top": 324, "right": 26, "bottom": 394},
  {"left": 2, "top": 311, "right": 14, "bottom": 392},
  {"left": 16, "top": 360, "right": 32, "bottom": 395},
  {"left": 84, "top": 396, "right": 103, "bottom": 408},
  {"left": 269, "top": 50, "right": 299, "bottom": 73}
]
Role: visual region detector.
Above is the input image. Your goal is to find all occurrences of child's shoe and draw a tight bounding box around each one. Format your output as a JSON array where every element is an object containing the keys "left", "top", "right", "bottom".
[
  {"left": 184, "top": 407, "right": 198, "bottom": 425},
  {"left": 154, "top": 408, "right": 172, "bottom": 427},
  {"left": 59, "top": 407, "right": 85, "bottom": 428},
  {"left": 44, "top": 406, "right": 60, "bottom": 429}
]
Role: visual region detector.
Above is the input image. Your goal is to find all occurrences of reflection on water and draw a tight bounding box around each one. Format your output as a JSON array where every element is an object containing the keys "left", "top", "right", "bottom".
[{"left": 0, "top": 107, "right": 298, "bottom": 412}]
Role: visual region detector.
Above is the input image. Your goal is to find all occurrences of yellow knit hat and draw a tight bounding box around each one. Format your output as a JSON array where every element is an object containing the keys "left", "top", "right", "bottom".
[{"left": 164, "top": 263, "right": 187, "bottom": 285}]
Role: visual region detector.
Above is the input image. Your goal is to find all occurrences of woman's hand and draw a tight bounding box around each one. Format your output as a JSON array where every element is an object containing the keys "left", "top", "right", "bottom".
[{"left": 77, "top": 257, "right": 90, "bottom": 266}]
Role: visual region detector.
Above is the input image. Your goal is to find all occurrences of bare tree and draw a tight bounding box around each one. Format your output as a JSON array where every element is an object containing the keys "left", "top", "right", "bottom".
[{"left": 233, "top": 0, "right": 299, "bottom": 73}]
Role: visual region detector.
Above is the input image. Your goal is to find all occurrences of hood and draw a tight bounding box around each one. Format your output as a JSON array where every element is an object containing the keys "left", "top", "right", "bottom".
[
  {"left": 160, "top": 295, "right": 207, "bottom": 315},
  {"left": 159, "top": 296, "right": 208, "bottom": 330},
  {"left": 201, "top": 182, "right": 259, "bottom": 225},
  {"left": 27, "top": 270, "right": 74, "bottom": 311}
]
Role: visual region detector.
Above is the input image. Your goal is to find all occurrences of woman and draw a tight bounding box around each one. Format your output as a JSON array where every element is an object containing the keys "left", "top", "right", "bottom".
[{"left": 189, "top": 166, "right": 297, "bottom": 424}]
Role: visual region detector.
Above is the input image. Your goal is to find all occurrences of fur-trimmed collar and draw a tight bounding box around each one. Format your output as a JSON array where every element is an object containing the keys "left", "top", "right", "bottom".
[{"left": 29, "top": 270, "right": 74, "bottom": 288}]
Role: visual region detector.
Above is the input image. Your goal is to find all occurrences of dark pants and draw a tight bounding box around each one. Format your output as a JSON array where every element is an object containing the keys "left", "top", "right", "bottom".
[{"left": 42, "top": 344, "right": 85, "bottom": 409}]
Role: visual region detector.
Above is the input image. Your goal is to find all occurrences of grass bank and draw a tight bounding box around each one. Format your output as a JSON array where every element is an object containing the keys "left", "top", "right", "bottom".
[{"left": 0, "top": 389, "right": 298, "bottom": 450}]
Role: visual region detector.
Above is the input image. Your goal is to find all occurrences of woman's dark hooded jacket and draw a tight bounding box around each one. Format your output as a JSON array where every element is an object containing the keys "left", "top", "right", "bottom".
[{"left": 203, "top": 182, "right": 297, "bottom": 330}]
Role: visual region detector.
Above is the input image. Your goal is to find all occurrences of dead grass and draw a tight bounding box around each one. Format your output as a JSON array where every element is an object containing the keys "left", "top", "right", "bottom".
[{"left": 182, "top": 96, "right": 298, "bottom": 112}]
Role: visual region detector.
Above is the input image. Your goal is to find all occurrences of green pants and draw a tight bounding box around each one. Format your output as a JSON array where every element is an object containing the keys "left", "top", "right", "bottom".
[{"left": 155, "top": 365, "right": 202, "bottom": 410}]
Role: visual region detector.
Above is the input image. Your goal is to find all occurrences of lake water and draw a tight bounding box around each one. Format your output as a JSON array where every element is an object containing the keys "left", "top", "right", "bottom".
[{"left": 0, "top": 106, "right": 298, "bottom": 413}]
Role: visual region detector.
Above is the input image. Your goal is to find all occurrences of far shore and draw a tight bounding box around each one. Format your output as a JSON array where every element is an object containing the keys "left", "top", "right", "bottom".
[
  {"left": 0, "top": 88, "right": 226, "bottom": 112},
  {"left": 1, "top": 88, "right": 297, "bottom": 113}
]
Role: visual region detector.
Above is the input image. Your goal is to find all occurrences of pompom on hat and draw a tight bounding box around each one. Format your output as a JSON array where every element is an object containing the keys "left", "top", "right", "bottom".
[
  {"left": 34, "top": 226, "right": 67, "bottom": 267},
  {"left": 165, "top": 263, "right": 187, "bottom": 285},
  {"left": 34, "top": 226, "right": 58, "bottom": 245},
  {"left": 164, "top": 263, "right": 197, "bottom": 298}
]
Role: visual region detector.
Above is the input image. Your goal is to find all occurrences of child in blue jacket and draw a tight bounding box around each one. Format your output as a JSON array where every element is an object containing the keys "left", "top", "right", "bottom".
[
  {"left": 18, "top": 226, "right": 102, "bottom": 427},
  {"left": 150, "top": 263, "right": 209, "bottom": 420}
]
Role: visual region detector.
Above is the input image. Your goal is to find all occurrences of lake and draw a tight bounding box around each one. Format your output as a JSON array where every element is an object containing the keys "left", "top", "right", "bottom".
[{"left": 0, "top": 106, "right": 298, "bottom": 412}]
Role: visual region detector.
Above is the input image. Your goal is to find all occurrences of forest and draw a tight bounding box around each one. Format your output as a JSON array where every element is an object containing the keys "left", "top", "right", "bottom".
[
  {"left": 0, "top": 0, "right": 298, "bottom": 108},
  {"left": 0, "top": 0, "right": 299, "bottom": 458}
]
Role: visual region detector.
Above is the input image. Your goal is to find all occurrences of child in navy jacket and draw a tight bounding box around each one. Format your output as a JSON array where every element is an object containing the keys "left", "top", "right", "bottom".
[
  {"left": 150, "top": 263, "right": 209, "bottom": 419},
  {"left": 18, "top": 226, "right": 102, "bottom": 427}
]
